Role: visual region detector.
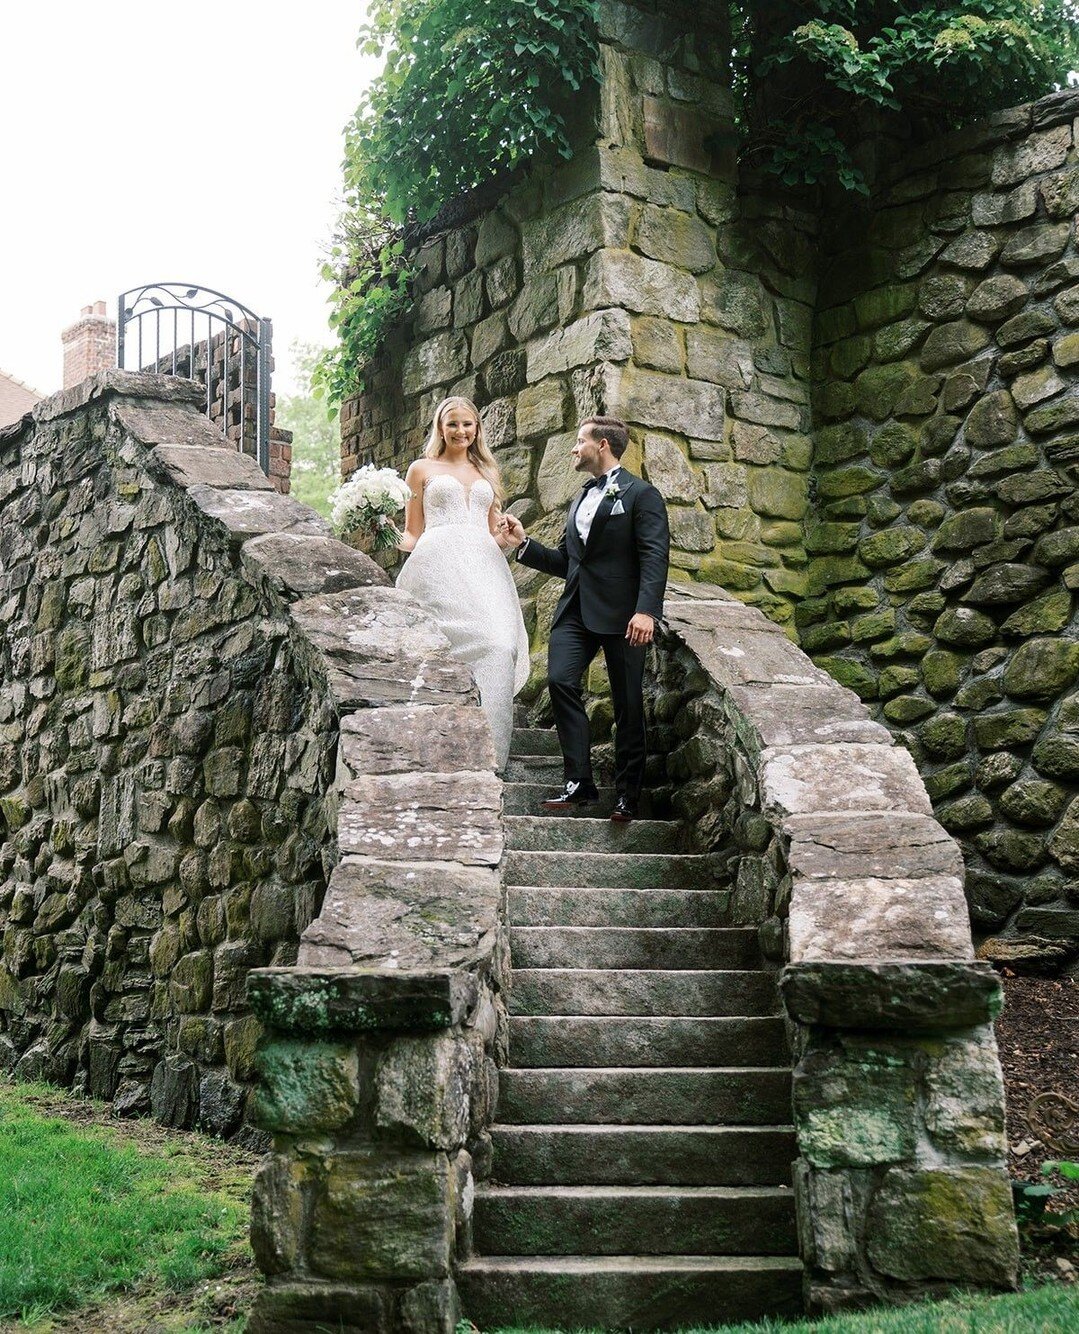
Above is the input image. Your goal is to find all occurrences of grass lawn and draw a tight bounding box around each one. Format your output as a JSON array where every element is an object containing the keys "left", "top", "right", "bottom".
[{"left": 0, "top": 1078, "right": 259, "bottom": 1331}]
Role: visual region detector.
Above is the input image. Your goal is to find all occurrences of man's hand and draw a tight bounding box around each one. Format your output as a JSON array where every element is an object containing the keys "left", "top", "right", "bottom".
[
  {"left": 500, "top": 514, "right": 526, "bottom": 550},
  {"left": 625, "top": 612, "right": 655, "bottom": 647}
]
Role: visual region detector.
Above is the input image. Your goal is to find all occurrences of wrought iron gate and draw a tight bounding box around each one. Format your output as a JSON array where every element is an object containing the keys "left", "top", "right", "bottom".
[{"left": 116, "top": 282, "right": 272, "bottom": 474}]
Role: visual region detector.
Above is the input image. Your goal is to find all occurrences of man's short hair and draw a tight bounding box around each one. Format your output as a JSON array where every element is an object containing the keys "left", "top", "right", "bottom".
[{"left": 582, "top": 415, "right": 630, "bottom": 458}]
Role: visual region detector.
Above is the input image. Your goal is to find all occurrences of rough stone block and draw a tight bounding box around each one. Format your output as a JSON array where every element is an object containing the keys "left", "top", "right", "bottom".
[
  {"left": 248, "top": 1282, "right": 392, "bottom": 1334},
  {"left": 785, "top": 814, "right": 963, "bottom": 882},
  {"left": 516, "top": 378, "right": 566, "bottom": 440},
  {"left": 526, "top": 310, "right": 632, "bottom": 382},
  {"left": 632, "top": 317, "right": 684, "bottom": 374},
  {"left": 247, "top": 967, "right": 478, "bottom": 1036},
  {"left": 250, "top": 1153, "right": 309, "bottom": 1275},
  {"left": 186, "top": 487, "right": 331, "bottom": 545},
  {"left": 298, "top": 858, "right": 501, "bottom": 971},
  {"left": 582, "top": 251, "right": 700, "bottom": 322},
  {"left": 242, "top": 533, "right": 389, "bottom": 599},
  {"left": 520, "top": 192, "right": 630, "bottom": 277},
  {"left": 150, "top": 443, "right": 274, "bottom": 491},
  {"left": 537, "top": 433, "right": 586, "bottom": 510},
  {"left": 309, "top": 1148, "right": 455, "bottom": 1282},
  {"left": 781, "top": 960, "right": 1002, "bottom": 1030},
  {"left": 761, "top": 743, "right": 932, "bottom": 822},
  {"left": 337, "top": 771, "right": 502, "bottom": 866},
  {"left": 339, "top": 704, "right": 495, "bottom": 778},
  {"left": 924, "top": 1030, "right": 1008, "bottom": 1158},
  {"left": 788, "top": 873, "right": 973, "bottom": 963},
  {"left": 375, "top": 1032, "right": 473, "bottom": 1149},
  {"left": 402, "top": 332, "right": 470, "bottom": 396},
  {"left": 643, "top": 435, "right": 701, "bottom": 503},
  {"left": 253, "top": 1039, "right": 359, "bottom": 1132},
  {"left": 685, "top": 330, "right": 754, "bottom": 389},
  {"left": 618, "top": 367, "right": 725, "bottom": 441},
  {"left": 794, "top": 1038, "right": 918, "bottom": 1167},
  {"left": 636, "top": 205, "right": 715, "bottom": 273},
  {"left": 865, "top": 1167, "right": 1018, "bottom": 1286}
]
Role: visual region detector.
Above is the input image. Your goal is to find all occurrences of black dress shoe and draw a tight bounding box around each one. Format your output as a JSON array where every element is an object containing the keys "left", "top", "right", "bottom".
[
  {"left": 541, "top": 780, "right": 599, "bottom": 811},
  {"left": 610, "top": 795, "right": 638, "bottom": 823}
]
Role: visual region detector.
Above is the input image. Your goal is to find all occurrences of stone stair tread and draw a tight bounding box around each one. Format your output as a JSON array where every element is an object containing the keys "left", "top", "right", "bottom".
[
  {"left": 508, "top": 1015, "right": 788, "bottom": 1067},
  {"left": 509, "top": 728, "right": 563, "bottom": 755},
  {"left": 477, "top": 1183, "right": 794, "bottom": 1198},
  {"left": 509, "top": 925, "right": 761, "bottom": 971},
  {"left": 504, "top": 850, "right": 720, "bottom": 889},
  {"left": 490, "top": 1124, "right": 797, "bottom": 1186},
  {"left": 508, "top": 886, "right": 731, "bottom": 928},
  {"left": 460, "top": 1253, "right": 803, "bottom": 1271},
  {"left": 502, "top": 783, "right": 648, "bottom": 815},
  {"left": 497, "top": 1066, "right": 792, "bottom": 1125},
  {"left": 509, "top": 968, "right": 782, "bottom": 1016},
  {"left": 458, "top": 1252, "right": 804, "bottom": 1326},
  {"left": 504, "top": 815, "right": 684, "bottom": 853}
]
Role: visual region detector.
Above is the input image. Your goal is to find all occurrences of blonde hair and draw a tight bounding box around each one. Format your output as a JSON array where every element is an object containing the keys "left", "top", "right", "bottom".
[{"left": 424, "top": 396, "right": 504, "bottom": 506}]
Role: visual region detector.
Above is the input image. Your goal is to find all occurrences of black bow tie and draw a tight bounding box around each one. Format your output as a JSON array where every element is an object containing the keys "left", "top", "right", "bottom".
[{"left": 583, "top": 474, "right": 610, "bottom": 492}]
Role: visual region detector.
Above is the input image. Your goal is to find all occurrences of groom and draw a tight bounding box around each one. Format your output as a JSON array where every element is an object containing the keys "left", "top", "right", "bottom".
[{"left": 503, "top": 416, "right": 670, "bottom": 822}]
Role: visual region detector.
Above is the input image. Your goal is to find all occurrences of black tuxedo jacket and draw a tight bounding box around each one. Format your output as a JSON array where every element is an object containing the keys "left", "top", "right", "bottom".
[{"left": 518, "top": 468, "right": 670, "bottom": 635}]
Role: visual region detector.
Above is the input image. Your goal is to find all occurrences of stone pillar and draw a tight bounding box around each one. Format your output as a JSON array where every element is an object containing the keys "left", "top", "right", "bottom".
[{"left": 61, "top": 301, "right": 115, "bottom": 389}]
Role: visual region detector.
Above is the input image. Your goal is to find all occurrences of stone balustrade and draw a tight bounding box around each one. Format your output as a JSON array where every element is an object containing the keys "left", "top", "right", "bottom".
[{"left": 650, "top": 585, "right": 1019, "bottom": 1312}]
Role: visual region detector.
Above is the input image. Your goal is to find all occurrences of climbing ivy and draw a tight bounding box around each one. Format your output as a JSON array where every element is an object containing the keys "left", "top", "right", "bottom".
[
  {"left": 313, "top": 0, "right": 599, "bottom": 407},
  {"left": 730, "top": 1, "right": 1079, "bottom": 192}
]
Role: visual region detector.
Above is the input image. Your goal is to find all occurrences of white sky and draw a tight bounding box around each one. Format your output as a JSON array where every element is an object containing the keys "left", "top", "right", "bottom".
[{"left": 0, "top": 1, "right": 378, "bottom": 398}]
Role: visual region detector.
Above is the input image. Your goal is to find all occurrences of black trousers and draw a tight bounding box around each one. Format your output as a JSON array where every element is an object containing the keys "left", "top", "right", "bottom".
[{"left": 548, "top": 597, "right": 647, "bottom": 799}]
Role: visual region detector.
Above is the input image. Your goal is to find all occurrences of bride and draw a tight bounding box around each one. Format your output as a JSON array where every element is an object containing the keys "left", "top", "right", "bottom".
[{"left": 395, "top": 395, "right": 529, "bottom": 769}]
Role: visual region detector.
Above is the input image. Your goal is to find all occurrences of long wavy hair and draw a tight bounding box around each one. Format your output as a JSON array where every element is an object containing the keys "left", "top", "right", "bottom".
[{"left": 424, "top": 396, "right": 504, "bottom": 506}]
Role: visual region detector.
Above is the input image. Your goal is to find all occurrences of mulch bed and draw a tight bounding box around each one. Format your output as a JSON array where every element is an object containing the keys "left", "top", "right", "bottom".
[{"left": 996, "top": 973, "right": 1079, "bottom": 1286}]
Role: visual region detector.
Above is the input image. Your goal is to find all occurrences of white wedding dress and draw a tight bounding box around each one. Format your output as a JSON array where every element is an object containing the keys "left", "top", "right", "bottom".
[{"left": 396, "top": 474, "right": 529, "bottom": 768}]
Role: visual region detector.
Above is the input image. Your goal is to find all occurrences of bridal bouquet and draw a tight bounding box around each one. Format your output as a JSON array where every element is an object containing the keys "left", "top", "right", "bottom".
[{"left": 330, "top": 464, "right": 411, "bottom": 551}]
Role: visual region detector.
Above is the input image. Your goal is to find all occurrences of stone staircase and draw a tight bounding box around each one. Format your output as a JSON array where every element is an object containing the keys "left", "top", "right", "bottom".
[{"left": 459, "top": 727, "right": 803, "bottom": 1329}]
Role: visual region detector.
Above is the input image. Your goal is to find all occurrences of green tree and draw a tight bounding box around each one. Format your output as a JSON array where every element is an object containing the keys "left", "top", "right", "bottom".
[
  {"left": 276, "top": 342, "right": 340, "bottom": 518},
  {"left": 730, "top": 1, "right": 1079, "bottom": 191}
]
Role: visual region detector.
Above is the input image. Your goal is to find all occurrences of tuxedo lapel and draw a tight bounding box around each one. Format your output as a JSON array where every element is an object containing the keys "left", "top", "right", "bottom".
[{"left": 585, "top": 472, "right": 635, "bottom": 555}]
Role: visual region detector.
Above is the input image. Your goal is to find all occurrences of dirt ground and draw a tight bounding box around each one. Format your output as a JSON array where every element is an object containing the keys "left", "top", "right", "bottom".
[{"left": 996, "top": 973, "right": 1079, "bottom": 1286}]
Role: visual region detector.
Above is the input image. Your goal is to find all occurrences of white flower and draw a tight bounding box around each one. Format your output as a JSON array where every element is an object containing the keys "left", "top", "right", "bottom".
[
  {"left": 329, "top": 463, "right": 411, "bottom": 546},
  {"left": 604, "top": 481, "right": 622, "bottom": 500}
]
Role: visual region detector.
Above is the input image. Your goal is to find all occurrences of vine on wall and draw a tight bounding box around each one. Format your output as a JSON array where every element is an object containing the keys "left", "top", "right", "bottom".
[{"left": 314, "top": 0, "right": 599, "bottom": 409}]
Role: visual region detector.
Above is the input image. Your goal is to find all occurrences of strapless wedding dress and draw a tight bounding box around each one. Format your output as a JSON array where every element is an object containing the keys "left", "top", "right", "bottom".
[{"left": 396, "top": 474, "right": 529, "bottom": 768}]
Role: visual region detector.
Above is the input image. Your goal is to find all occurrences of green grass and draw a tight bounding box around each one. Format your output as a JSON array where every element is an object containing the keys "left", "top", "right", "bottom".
[
  {"left": 0, "top": 1080, "right": 249, "bottom": 1322},
  {"left": 485, "top": 1283, "right": 1079, "bottom": 1333}
]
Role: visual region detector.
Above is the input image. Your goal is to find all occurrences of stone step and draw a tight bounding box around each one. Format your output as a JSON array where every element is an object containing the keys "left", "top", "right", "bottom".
[
  {"left": 509, "top": 969, "right": 781, "bottom": 1017},
  {"left": 503, "top": 850, "right": 720, "bottom": 890},
  {"left": 510, "top": 728, "right": 562, "bottom": 756},
  {"left": 509, "top": 886, "right": 731, "bottom": 928},
  {"left": 473, "top": 1183, "right": 797, "bottom": 1257},
  {"left": 505, "top": 754, "right": 566, "bottom": 782},
  {"left": 459, "top": 1254, "right": 804, "bottom": 1329},
  {"left": 509, "top": 926, "right": 760, "bottom": 970},
  {"left": 489, "top": 1125, "right": 796, "bottom": 1186},
  {"left": 505, "top": 815, "right": 685, "bottom": 854},
  {"left": 497, "top": 1068, "right": 792, "bottom": 1125},
  {"left": 503, "top": 783, "right": 648, "bottom": 816},
  {"left": 509, "top": 1015, "right": 789, "bottom": 1067}
]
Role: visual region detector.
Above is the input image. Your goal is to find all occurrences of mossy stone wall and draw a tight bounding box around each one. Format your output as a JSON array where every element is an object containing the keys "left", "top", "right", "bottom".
[{"left": 806, "top": 96, "right": 1079, "bottom": 967}]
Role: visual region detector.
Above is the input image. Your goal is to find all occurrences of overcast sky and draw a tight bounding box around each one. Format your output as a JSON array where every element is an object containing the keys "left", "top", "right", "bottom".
[{"left": 0, "top": 2, "right": 377, "bottom": 397}]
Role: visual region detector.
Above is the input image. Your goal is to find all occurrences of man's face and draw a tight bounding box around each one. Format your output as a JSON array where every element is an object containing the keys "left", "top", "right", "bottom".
[{"left": 571, "top": 427, "right": 605, "bottom": 475}]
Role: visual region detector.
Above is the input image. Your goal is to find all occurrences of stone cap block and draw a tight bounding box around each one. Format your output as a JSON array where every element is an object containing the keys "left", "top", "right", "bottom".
[
  {"left": 291, "top": 586, "right": 475, "bottom": 710},
  {"left": 299, "top": 857, "right": 500, "bottom": 972},
  {"left": 242, "top": 532, "right": 390, "bottom": 599},
  {"left": 788, "top": 873, "right": 973, "bottom": 963},
  {"left": 725, "top": 683, "right": 891, "bottom": 752},
  {"left": 32, "top": 368, "right": 204, "bottom": 422},
  {"left": 780, "top": 960, "right": 1003, "bottom": 1031},
  {"left": 337, "top": 770, "right": 503, "bottom": 867},
  {"left": 760, "top": 743, "right": 933, "bottom": 820},
  {"left": 676, "top": 624, "right": 833, "bottom": 692},
  {"left": 340, "top": 704, "right": 496, "bottom": 777},
  {"left": 247, "top": 965, "right": 478, "bottom": 1035},
  {"left": 150, "top": 443, "right": 273, "bottom": 491},
  {"left": 785, "top": 813, "right": 964, "bottom": 882},
  {"left": 114, "top": 400, "right": 228, "bottom": 449},
  {"left": 186, "top": 485, "right": 332, "bottom": 544}
]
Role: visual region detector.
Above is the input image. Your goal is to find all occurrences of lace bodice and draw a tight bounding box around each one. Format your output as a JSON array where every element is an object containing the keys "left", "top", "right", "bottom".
[{"left": 423, "top": 474, "right": 494, "bottom": 531}]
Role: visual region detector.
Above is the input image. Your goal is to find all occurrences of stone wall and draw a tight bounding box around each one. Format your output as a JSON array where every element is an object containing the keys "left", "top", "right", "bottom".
[
  {"left": 343, "top": 0, "right": 819, "bottom": 658},
  {"left": 0, "top": 371, "right": 374, "bottom": 1135},
  {"left": 649, "top": 586, "right": 1018, "bottom": 1312},
  {"left": 806, "top": 94, "right": 1079, "bottom": 967}
]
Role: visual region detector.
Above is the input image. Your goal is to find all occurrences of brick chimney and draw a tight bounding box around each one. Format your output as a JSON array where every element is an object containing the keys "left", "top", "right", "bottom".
[{"left": 61, "top": 301, "right": 116, "bottom": 389}]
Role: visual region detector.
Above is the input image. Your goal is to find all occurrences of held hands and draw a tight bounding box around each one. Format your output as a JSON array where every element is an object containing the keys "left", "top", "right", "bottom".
[
  {"left": 498, "top": 513, "right": 526, "bottom": 551},
  {"left": 626, "top": 612, "right": 655, "bottom": 647}
]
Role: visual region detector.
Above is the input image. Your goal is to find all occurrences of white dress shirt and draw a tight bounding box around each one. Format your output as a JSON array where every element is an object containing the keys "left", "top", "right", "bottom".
[{"left": 575, "top": 466, "right": 621, "bottom": 545}]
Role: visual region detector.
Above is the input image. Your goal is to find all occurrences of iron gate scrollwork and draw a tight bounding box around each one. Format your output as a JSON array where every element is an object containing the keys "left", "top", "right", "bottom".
[{"left": 117, "top": 282, "right": 272, "bottom": 475}]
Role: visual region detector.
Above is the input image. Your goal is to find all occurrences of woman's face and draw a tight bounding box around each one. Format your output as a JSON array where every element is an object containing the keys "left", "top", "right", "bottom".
[{"left": 441, "top": 408, "right": 478, "bottom": 450}]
